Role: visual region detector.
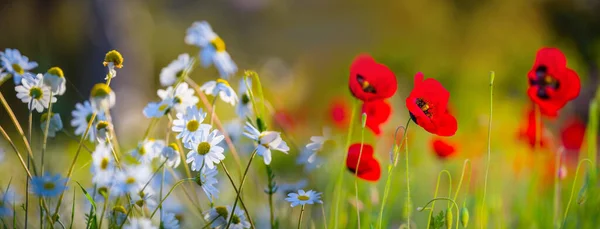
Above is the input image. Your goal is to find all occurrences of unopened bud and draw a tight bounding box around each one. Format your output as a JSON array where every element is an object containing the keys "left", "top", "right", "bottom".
[
  {"left": 446, "top": 208, "right": 453, "bottom": 229},
  {"left": 460, "top": 207, "right": 469, "bottom": 228}
]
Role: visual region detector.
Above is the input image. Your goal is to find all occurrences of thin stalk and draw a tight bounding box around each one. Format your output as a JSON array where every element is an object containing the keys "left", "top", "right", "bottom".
[
  {"left": 150, "top": 179, "right": 195, "bottom": 218},
  {"left": 297, "top": 205, "right": 306, "bottom": 229},
  {"left": 220, "top": 163, "right": 255, "bottom": 228},
  {"left": 201, "top": 216, "right": 221, "bottom": 229},
  {"left": 209, "top": 95, "right": 218, "bottom": 126},
  {"left": 0, "top": 125, "right": 33, "bottom": 179},
  {"left": 353, "top": 113, "right": 367, "bottom": 229},
  {"left": 159, "top": 166, "right": 165, "bottom": 223},
  {"left": 225, "top": 149, "right": 258, "bottom": 228},
  {"left": 98, "top": 196, "right": 108, "bottom": 229},
  {"left": 404, "top": 119, "right": 412, "bottom": 228},
  {"left": 26, "top": 109, "right": 31, "bottom": 229},
  {"left": 553, "top": 148, "right": 563, "bottom": 227},
  {"left": 480, "top": 71, "right": 494, "bottom": 229},
  {"left": 41, "top": 91, "right": 54, "bottom": 175},
  {"left": 417, "top": 197, "right": 460, "bottom": 229},
  {"left": 0, "top": 92, "right": 38, "bottom": 173},
  {"left": 105, "top": 112, "right": 122, "bottom": 157},
  {"left": 427, "top": 170, "right": 452, "bottom": 229},
  {"left": 320, "top": 204, "right": 328, "bottom": 229},
  {"left": 453, "top": 159, "right": 472, "bottom": 201},
  {"left": 561, "top": 159, "right": 593, "bottom": 228},
  {"left": 333, "top": 99, "right": 358, "bottom": 229},
  {"left": 268, "top": 167, "right": 275, "bottom": 228}
]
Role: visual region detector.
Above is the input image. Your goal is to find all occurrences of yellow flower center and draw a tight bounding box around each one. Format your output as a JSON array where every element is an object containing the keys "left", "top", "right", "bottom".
[
  {"left": 197, "top": 142, "right": 211, "bottom": 155},
  {"left": 169, "top": 143, "right": 180, "bottom": 152},
  {"left": 113, "top": 205, "right": 127, "bottom": 214},
  {"left": 43, "top": 182, "right": 55, "bottom": 190},
  {"left": 298, "top": 195, "right": 310, "bottom": 201},
  {"left": 215, "top": 206, "right": 228, "bottom": 218},
  {"left": 47, "top": 67, "right": 64, "bottom": 78},
  {"left": 126, "top": 177, "right": 136, "bottom": 184},
  {"left": 216, "top": 78, "right": 230, "bottom": 87},
  {"left": 100, "top": 157, "right": 109, "bottom": 170},
  {"left": 12, "top": 64, "right": 24, "bottom": 75},
  {"left": 90, "top": 83, "right": 112, "bottom": 98},
  {"left": 96, "top": 121, "right": 109, "bottom": 131},
  {"left": 232, "top": 215, "right": 241, "bottom": 224},
  {"left": 159, "top": 103, "right": 170, "bottom": 112},
  {"left": 139, "top": 146, "right": 146, "bottom": 155},
  {"left": 29, "top": 87, "right": 43, "bottom": 99},
  {"left": 186, "top": 120, "right": 200, "bottom": 132},
  {"left": 103, "top": 50, "right": 124, "bottom": 68},
  {"left": 211, "top": 37, "right": 226, "bottom": 52}
]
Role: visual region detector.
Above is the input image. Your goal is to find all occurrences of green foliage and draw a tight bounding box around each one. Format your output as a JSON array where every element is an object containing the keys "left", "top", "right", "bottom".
[{"left": 430, "top": 210, "right": 445, "bottom": 229}]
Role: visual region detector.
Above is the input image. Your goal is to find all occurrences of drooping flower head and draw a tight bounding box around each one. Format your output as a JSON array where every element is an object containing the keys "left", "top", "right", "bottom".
[
  {"left": 161, "top": 143, "right": 182, "bottom": 168},
  {"left": 43, "top": 67, "right": 66, "bottom": 95},
  {"left": 0, "top": 48, "right": 38, "bottom": 84},
  {"left": 160, "top": 53, "right": 193, "bottom": 86},
  {"left": 103, "top": 50, "right": 124, "bottom": 79},
  {"left": 200, "top": 78, "right": 238, "bottom": 106},
  {"left": 15, "top": 73, "right": 56, "bottom": 113},
  {"left": 361, "top": 100, "right": 392, "bottom": 135},
  {"left": 285, "top": 189, "right": 323, "bottom": 207},
  {"left": 243, "top": 122, "right": 290, "bottom": 165},
  {"left": 185, "top": 21, "right": 238, "bottom": 78},
  {"left": 406, "top": 72, "right": 457, "bottom": 136},
  {"left": 143, "top": 99, "right": 174, "bottom": 118},
  {"left": 90, "top": 83, "right": 116, "bottom": 113},
  {"left": 40, "top": 112, "right": 63, "bottom": 138},
  {"left": 348, "top": 54, "right": 397, "bottom": 101},
  {"left": 346, "top": 143, "right": 380, "bottom": 181},
  {"left": 430, "top": 137, "right": 457, "bottom": 159},
  {"left": 527, "top": 48, "right": 580, "bottom": 117}
]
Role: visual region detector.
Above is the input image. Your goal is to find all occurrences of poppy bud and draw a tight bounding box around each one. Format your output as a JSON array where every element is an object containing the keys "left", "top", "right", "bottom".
[
  {"left": 446, "top": 207, "right": 453, "bottom": 229},
  {"left": 460, "top": 207, "right": 469, "bottom": 228}
]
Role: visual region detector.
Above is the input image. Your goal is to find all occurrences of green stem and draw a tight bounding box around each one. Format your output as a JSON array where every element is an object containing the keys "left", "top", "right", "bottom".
[
  {"left": 41, "top": 91, "right": 54, "bottom": 175},
  {"left": 404, "top": 120, "right": 412, "bottom": 228},
  {"left": 333, "top": 99, "right": 358, "bottom": 229},
  {"left": 353, "top": 113, "right": 367, "bottom": 229},
  {"left": 453, "top": 159, "right": 472, "bottom": 202},
  {"left": 220, "top": 163, "right": 255, "bottom": 228},
  {"left": 417, "top": 197, "right": 460, "bottom": 229},
  {"left": 553, "top": 148, "right": 563, "bottom": 228},
  {"left": 25, "top": 110, "right": 32, "bottom": 229},
  {"left": 150, "top": 178, "right": 195, "bottom": 218},
  {"left": 480, "top": 71, "right": 494, "bottom": 229},
  {"left": 561, "top": 159, "right": 593, "bottom": 228},
  {"left": 225, "top": 149, "right": 258, "bottom": 228},
  {"left": 298, "top": 205, "right": 306, "bottom": 229},
  {"left": 427, "top": 170, "right": 452, "bottom": 229},
  {"left": 98, "top": 195, "right": 108, "bottom": 229}
]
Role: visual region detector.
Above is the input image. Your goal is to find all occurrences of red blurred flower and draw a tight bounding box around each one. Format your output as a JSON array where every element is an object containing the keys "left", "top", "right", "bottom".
[
  {"left": 406, "top": 72, "right": 457, "bottom": 136},
  {"left": 561, "top": 117, "right": 586, "bottom": 151},
  {"left": 527, "top": 48, "right": 580, "bottom": 117},
  {"left": 518, "top": 107, "right": 550, "bottom": 149},
  {"left": 273, "top": 109, "right": 295, "bottom": 131},
  {"left": 361, "top": 100, "right": 392, "bottom": 135},
  {"left": 349, "top": 54, "right": 397, "bottom": 101},
  {"left": 346, "top": 143, "right": 381, "bottom": 181},
  {"left": 329, "top": 98, "right": 350, "bottom": 129},
  {"left": 430, "top": 137, "right": 457, "bottom": 159}
]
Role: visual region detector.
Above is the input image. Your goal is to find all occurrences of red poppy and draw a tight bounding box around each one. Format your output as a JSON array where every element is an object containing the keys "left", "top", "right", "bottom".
[
  {"left": 561, "top": 117, "right": 586, "bottom": 151},
  {"left": 329, "top": 98, "right": 350, "bottom": 129},
  {"left": 361, "top": 100, "right": 392, "bottom": 135},
  {"left": 430, "top": 137, "right": 457, "bottom": 159},
  {"left": 273, "top": 109, "right": 295, "bottom": 131},
  {"left": 346, "top": 143, "right": 381, "bottom": 181},
  {"left": 406, "top": 72, "right": 457, "bottom": 136},
  {"left": 527, "top": 48, "right": 580, "bottom": 117},
  {"left": 518, "top": 107, "right": 550, "bottom": 149},
  {"left": 349, "top": 54, "right": 397, "bottom": 101}
]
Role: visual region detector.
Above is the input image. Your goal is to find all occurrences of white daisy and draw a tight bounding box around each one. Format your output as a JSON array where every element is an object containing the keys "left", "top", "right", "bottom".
[
  {"left": 157, "top": 82, "right": 199, "bottom": 114},
  {"left": 43, "top": 67, "right": 66, "bottom": 95},
  {"left": 90, "top": 83, "right": 115, "bottom": 113},
  {"left": 284, "top": 189, "right": 323, "bottom": 207},
  {"left": 243, "top": 122, "right": 290, "bottom": 165},
  {"left": 0, "top": 48, "right": 38, "bottom": 84},
  {"left": 123, "top": 217, "right": 157, "bottom": 229},
  {"left": 15, "top": 73, "right": 56, "bottom": 113},
  {"left": 130, "top": 139, "right": 164, "bottom": 164},
  {"left": 186, "top": 129, "right": 225, "bottom": 170},
  {"left": 161, "top": 212, "right": 180, "bottom": 229},
  {"left": 196, "top": 167, "right": 219, "bottom": 200},
  {"left": 160, "top": 53, "right": 193, "bottom": 86},
  {"left": 111, "top": 164, "right": 152, "bottom": 197},
  {"left": 305, "top": 128, "right": 332, "bottom": 152},
  {"left": 204, "top": 206, "right": 230, "bottom": 228},
  {"left": 200, "top": 79, "right": 238, "bottom": 106},
  {"left": 228, "top": 206, "right": 251, "bottom": 229},
  {"left": 91, "top": 142, "right": 115, "bottom": 177},
  {"left": 143, "top": 98, "right": 174, "bottom": 118},
  {"left": 172, "top": 105, "right": 211, "bottom": 144},
  {"left": 40, "top": 112, "right": 63, "bottom": 138},
  {"left": 30, "top": 174, "right": 67, "bottom": 197},
  {"left": 161, "top": 143, "right": 182, "bottom": 168},
  {"left": 71, "top": 100, "right": 106, "bottom": 142},
  {"left": 236, "top": 78, "right": 253, "bottom": 118},
  {"left": 185, "top": 21, "right": 237, "bottom": 78}
]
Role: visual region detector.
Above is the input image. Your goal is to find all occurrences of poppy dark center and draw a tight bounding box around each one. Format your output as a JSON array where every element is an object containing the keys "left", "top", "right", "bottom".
[
  {"left": 530, "top": 65, "right": 560, "bottom": 100},
  {"left": 416, "top": 98, "right": 432, "bottom": 117},
  {"left": 356, "top": 74, "right": 376, "bottom": 93}
]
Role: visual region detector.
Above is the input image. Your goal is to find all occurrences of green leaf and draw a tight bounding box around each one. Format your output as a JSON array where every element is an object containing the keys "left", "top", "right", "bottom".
[{"left": 75, "top": 182, "right": 97, "bottom": 229}]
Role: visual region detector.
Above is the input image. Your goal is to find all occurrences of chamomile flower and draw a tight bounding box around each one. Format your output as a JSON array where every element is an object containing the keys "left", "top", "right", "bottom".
[
  {"left": 112, "top": 164, "right": 152, "bottom": 197},
  {"left": 43, "top": 67, "right": 66, "bottom": 95},
  {"left": 91, "top": 142, "right": 115, "bottom": 186},
  {"left": 143, "top": 98, "right": 174, "bottom": 118},
  {"left": 186, "top": 129, "right": 225, "bottom": 170},
  {"left": 243, "top": 122, "right": 290, "bottom": 165},
  {"left": 103, "top": 50, "right": 123, "bottom": 79},
  {"left": 236, "top": 78, "right": 253, "bottom": 118},
  {"left": 161, "top": 143, "right": 182, "bottom": 168},
  {"left": 172, "top": 105, "right": 211, "bottom": 144},
  {"left": 131, "top": 187, "right": 158, "bottom": 209},
  {"left": 15, "top": 74, "right": 56, "bottom": 113},
  {"left": 161, "top": 212, "right": 180, "bottom": 229},
  {"left": 40, "top": 112, "right": 63, "bottom": 138},
  {"left": 185, "top": 21, "right": 237, "bottom": 78},
  {"left": 30, "top": 174, "right": 67, "bottom": 197},
  {"left": 96, "top": 120, "right": 111, "bottom": 142},
  {"left": 284, "top": 189, "right": 323, "bottom": 207},
  {"left": 305, "top": 128, "right": 332, "bottom": 152},
  {"left": 123, "top": 218, "right": 157, "bottom": 229},
  {"left": 71, "top": 101, "right": 105, "bottom": 142},
  {"left": 200, "top": 79, "right": 238, "bottom": 106},
  {"left": 195, "top": 167, "right": 219, "bottom": 200},
  {"left": 157, "top": 82, "right": 199, "bottom": 114},
  {"left": 160, "top": 53, "right": 193, "bottom": 86},
  {"left": 204, "top": 206, "right": 230, "bottom": 228},
  {"left": 0, "top": 48, "right": 38, "bottom": 84},
  {"left": 228, "top": 207, "right": 251, "bottom": 229},
  {"left": 90, "top": 83, "right": 115, "bottom": 112},
  {"left": 130, "top": 139, "right": 164, "bottom": 164}
]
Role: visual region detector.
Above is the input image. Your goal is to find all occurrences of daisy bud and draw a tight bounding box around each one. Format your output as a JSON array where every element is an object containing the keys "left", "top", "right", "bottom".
[
  {"left": 43, "top": 67, "right": 66, "bottom": 95},
  {"left": 460, "top": 207, "right": 469, "bottom": 228},
  {"left": 446, "top": 207, "right": 453, "bottom": 229},
  {"left": 103, "top": 50, "right": 124, "bottom": 68},
  {"left": 98, "top": 187, "right": 109, "bottom": 198},
  {"left": 90, "top": 83, "right": 115, "bottom": 112}
]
